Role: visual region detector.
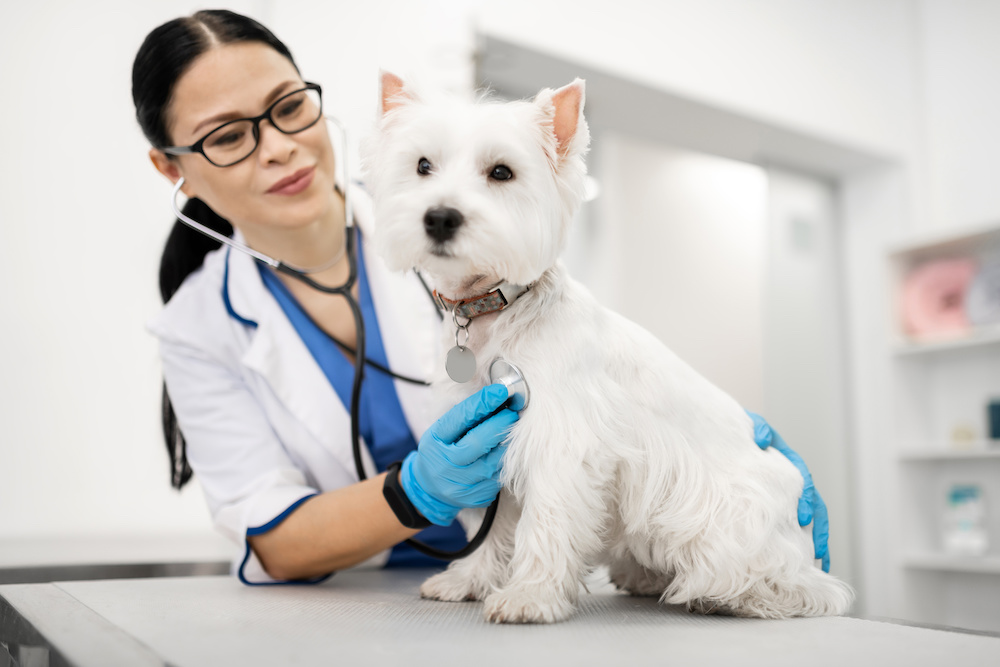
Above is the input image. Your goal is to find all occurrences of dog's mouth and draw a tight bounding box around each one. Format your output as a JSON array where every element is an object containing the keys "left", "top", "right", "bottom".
[{"left": 429, "top": 243, "right": 453, "bottom": 258}]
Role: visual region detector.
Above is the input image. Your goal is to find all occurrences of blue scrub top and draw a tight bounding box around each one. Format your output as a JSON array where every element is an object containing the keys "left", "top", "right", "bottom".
[{"left": 257, "top": 230, "right": 466, "bottom": 567}]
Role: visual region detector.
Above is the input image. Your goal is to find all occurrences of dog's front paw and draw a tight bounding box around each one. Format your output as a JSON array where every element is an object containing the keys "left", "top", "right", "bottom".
[
  {"left": 420, "top": 569, "right": 488, "bottom": 602},
  {"left": 483, "top": 587, "right": 575, "bottom": 624}
]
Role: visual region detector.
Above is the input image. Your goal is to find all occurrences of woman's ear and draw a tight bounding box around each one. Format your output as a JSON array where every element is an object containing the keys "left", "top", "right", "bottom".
[{"left": 149, "top": 148, "right": 196, "bottom": 197}]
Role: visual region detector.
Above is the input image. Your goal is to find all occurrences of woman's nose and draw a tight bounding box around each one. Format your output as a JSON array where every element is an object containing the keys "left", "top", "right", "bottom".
[{"left": 256, "top": 120, "right": 296, "bottom": 164}]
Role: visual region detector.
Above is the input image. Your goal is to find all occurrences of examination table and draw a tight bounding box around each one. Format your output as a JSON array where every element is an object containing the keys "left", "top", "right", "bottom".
[{"left": 2, "top": 566, "right": 998, "bottom": 666}]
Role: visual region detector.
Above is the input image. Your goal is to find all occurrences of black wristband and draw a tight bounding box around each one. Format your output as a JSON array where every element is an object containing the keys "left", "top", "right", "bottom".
[{"left": 383, "top": 461, "right": 432, "bottom": 530}]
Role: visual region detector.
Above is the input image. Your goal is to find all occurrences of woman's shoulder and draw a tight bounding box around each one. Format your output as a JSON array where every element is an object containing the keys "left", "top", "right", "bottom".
[{"left": 147, "top": 245, "right": 234, "bottom": 349}]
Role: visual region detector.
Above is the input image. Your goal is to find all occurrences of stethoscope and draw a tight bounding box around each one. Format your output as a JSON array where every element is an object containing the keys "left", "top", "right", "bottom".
[{"left": 169, "top": 115, "right": 528, "bottom": 560}]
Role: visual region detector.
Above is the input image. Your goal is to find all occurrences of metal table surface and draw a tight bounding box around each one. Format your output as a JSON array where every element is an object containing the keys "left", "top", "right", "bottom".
[{"left": 2, "top": 567, "right": 998, "bottom": 667}]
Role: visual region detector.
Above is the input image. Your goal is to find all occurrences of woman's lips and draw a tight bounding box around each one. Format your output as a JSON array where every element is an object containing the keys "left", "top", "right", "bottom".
[{"left": 267, "top": 166, "right": 315, "bottom": 195}]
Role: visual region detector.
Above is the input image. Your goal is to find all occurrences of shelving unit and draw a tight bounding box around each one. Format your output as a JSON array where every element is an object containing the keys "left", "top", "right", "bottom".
[
  {"left": 902, "top": 552, "right": 1000, "bottom": 575},
  {"left": 893, "top": 324, "right": 1000, "bottom": 356},
  {"left": 887, "top": 222, "right": 1000, "bottom": 632},
  {"left": 899, "top": 447, "right": 1000, "bottom": 462}
]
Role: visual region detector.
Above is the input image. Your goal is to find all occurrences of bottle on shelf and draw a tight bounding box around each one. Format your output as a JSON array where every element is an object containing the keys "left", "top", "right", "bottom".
[{"left": 942, "top": 484, "right": 988, "bottom": 557}]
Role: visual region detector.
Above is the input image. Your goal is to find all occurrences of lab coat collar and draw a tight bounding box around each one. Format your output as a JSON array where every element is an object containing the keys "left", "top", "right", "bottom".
[{"left": 222, "top": 185, "right": 440, "bottom": 478}]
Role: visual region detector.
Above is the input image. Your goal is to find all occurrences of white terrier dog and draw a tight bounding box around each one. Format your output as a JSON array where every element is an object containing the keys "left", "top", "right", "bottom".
[{"left": 363, "top": 72, "right": 854, "bottom": 624}]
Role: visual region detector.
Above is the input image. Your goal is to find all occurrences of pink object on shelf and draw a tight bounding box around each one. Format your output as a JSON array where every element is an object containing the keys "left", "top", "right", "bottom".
[{"left": 901, "top": 257, "right": 977, "bottom": 338}]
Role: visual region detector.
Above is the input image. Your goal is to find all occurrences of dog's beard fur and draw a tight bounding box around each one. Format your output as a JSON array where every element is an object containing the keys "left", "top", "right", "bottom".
[{"left": 363, "top": 73, "right": 854, "bottom": 624}]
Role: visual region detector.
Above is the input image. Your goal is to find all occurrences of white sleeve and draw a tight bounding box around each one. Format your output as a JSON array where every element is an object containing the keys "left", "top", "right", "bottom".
[{"left": 159, "top": 337, "right": 326, "bottom": 585}]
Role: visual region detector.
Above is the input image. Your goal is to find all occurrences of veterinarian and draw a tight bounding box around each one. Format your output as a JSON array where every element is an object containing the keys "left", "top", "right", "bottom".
[{"left": 134, "top": 9, "right": 830, "bottom": 585}]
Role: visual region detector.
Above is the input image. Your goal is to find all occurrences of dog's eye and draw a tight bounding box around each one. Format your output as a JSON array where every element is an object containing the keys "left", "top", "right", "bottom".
[
  {"left": 489, "top": 164, "right": 513, "bottom": 182},
  {"left": 417, "top": 157, "right": 433, "bottom": 176}
]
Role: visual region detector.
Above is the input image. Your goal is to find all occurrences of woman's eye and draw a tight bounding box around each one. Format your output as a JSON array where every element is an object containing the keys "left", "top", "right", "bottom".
[
  {"left": 417, "top": 158, "right": 433, "bottom": 175},
  {"left": 489, "top": 164, "right": 513, "bottom": 181},
  {"left": 209, "top": 130, "right": 245, "bottom": 147},
  {"left": 276, "top": 98, "right": 303, "bottom": 118}
]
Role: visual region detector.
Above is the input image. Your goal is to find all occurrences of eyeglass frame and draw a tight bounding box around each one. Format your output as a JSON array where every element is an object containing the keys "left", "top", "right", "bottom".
[{"left": 160, "top": 82, "right": 324, "bottom": 167}]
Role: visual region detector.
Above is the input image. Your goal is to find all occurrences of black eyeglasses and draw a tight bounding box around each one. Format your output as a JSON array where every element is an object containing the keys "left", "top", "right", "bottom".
[{"left": 162, "top": 83, "right": 323, "bottom": 167}]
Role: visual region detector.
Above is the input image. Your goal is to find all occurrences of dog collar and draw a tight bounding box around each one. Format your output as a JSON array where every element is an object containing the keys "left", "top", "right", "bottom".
[{"left": 433, "top": 281, "right": 530, "bottom": 319}]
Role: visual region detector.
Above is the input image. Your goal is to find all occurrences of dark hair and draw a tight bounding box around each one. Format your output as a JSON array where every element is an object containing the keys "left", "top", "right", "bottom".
[{"left": 132, "top": 10, "right": 298, "bottom": 489}]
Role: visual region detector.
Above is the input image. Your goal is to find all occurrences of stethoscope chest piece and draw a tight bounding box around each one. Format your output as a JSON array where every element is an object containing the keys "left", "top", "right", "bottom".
[{"left": 488, "top": 358, "right": 530, "bottom": 411}]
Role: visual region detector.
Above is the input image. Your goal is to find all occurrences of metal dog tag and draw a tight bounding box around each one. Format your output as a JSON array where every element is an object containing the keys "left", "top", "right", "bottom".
[{"left": 446, "top": 345, "right": 477, "bottom": 383}]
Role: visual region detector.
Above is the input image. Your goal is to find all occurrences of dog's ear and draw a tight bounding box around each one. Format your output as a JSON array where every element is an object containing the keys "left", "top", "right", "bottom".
[
  {"left": 536, "top": 78, "right": 587, "bottom": 159},
  {"left": 380, "top": 71, "right": 415, "bottom": 116}
]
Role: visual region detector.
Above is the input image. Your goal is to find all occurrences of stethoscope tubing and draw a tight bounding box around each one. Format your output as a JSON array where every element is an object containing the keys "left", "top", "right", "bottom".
[
  {"left": 166, "top": 115, "right": 497, "bottom": 560},
  {"left": 274, "top": 228, "right": 498, "bottom": 561}
]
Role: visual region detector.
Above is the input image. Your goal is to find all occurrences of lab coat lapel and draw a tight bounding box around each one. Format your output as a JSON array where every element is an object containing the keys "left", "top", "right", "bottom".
[
  {"left": 353, "top": 186, "right": 441, "bottom": 441},
  {"left": 225, "top": 244, "right": 376, "bottom": 481}
]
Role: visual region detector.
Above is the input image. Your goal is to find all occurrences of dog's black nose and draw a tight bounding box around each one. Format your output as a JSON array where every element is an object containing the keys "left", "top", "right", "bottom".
[{"left": 423, "top": 207, "right": 464, "bottom": 243}]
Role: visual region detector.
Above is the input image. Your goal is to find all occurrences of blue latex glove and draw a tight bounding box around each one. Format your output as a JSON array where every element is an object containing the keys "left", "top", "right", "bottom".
[
  {"left": 746, "top": 410, "right": 831, "bottom": 572},
  {"left": 400, "top": 384, "right": 518, "bottom": 526}
]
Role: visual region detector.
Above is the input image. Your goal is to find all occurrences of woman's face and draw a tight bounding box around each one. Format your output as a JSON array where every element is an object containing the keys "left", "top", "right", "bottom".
[{"left": 154, "top": 42, "right": 337, "bottom": 235}]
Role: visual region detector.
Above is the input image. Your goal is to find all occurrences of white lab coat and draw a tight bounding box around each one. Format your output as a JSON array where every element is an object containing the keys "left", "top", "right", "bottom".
[{"left": 148, "top": 185, "right": 443, "bottom": 583}]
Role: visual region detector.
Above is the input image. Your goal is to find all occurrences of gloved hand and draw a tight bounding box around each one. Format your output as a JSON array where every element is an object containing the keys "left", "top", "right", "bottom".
[
  {"left": 400, "top": 384, "right": 518, "bottom": 526},
  {"left": 746, "top": 410, "right": 831, "bottom": 572}
]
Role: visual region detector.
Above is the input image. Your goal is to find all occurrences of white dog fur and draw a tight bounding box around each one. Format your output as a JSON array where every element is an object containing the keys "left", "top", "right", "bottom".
[{"left": 363, "top": 72, "right": 854, "bottom": 624}]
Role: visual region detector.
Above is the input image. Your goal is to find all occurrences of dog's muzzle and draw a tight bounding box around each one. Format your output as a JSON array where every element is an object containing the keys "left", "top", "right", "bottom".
[{"left": 424, "top": 206, "right": 464, "bottom": 243}]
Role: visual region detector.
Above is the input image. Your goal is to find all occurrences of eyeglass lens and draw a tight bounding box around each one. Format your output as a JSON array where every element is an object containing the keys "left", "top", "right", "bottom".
[{"left": 202, "top": 88, "right": 322, "bottom": 166}]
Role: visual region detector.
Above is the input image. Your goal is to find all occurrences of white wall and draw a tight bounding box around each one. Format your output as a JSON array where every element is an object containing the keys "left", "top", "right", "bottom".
[
  {"left": 918, "top": 0, "right": 1000, "bottom": 231},
  {"left": 475, "top": 0, "right": 919, "bottom": 159},
  {"left": 598, "top": 136, "right": 768, "bottom": 412}
]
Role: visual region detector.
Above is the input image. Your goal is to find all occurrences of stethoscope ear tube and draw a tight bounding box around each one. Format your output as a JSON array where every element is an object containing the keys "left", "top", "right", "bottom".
[
  {"left": 323, "top": 114, "right": 353, "bottom": 231},
  {"left": 171, "top": 177, "right": 280, "bottom": 268}
]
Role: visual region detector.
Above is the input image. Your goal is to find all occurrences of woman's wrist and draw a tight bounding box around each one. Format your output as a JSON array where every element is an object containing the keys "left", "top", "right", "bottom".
[
  {"left": 382, "top": 460, "right": 432, "bottom": 529},
  {"left": 398, "top": 453, "right": 459, "bottom": 526}
]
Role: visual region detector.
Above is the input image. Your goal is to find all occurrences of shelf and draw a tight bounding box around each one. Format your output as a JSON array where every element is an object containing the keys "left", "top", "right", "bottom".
[
  {"left": 887, "top": 220, "right": 1000, "bottom": 261},
  {"left": 892, "top": 324, "right": 1000, "bottom": 355},
  {"left": 902, "top": 552, "right": 1000, "bottom": 574},
  {"left": 899, "top": 447, "right": 1000, "bottom": 462},
  {"left": 887, "top": 222, "right": 1000, "bottom": 626}
]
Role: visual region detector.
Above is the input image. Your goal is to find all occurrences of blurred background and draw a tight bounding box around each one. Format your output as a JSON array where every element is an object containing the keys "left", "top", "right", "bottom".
[{"left": 2, "top": 0, "right": 1000, "bottom": 632}]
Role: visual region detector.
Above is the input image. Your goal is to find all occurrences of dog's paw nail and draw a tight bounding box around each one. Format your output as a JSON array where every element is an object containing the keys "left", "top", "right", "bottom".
[
  {"left": 420, "top": 572, "right": 485, "bottom": 602},
  {"left": 483, "top": 590, "right": 571, "bottom": 624}
]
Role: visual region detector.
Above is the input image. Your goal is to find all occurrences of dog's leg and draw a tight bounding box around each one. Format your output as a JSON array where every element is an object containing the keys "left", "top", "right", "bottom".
[
  {"left": 419, "top": 490, "right": 520, "bottom": 602},
  {"left": 608, "top": 554, "right": 673, "bottom": 597},
  {"left": 483, "top": 447, "right": 608, "bottom": 623},
  {"left": 601, "top": 522, "right": 673, "bottom": 597}
]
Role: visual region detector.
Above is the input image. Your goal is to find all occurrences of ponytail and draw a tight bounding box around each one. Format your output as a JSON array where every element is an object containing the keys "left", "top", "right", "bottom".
[
  {"left": 159, "top": 198, "right": 233, "bottom": 302},
  {"left": 160, "top": 198, "right": 233, "bottom": 488},
  {"left": 160, "top": 200, "right": 232, "bottom": 489}
]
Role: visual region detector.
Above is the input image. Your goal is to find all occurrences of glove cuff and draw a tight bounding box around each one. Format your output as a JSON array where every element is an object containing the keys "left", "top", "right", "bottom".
[{"left": 399, "top": 452, "right": 460, "bottom": 527}]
